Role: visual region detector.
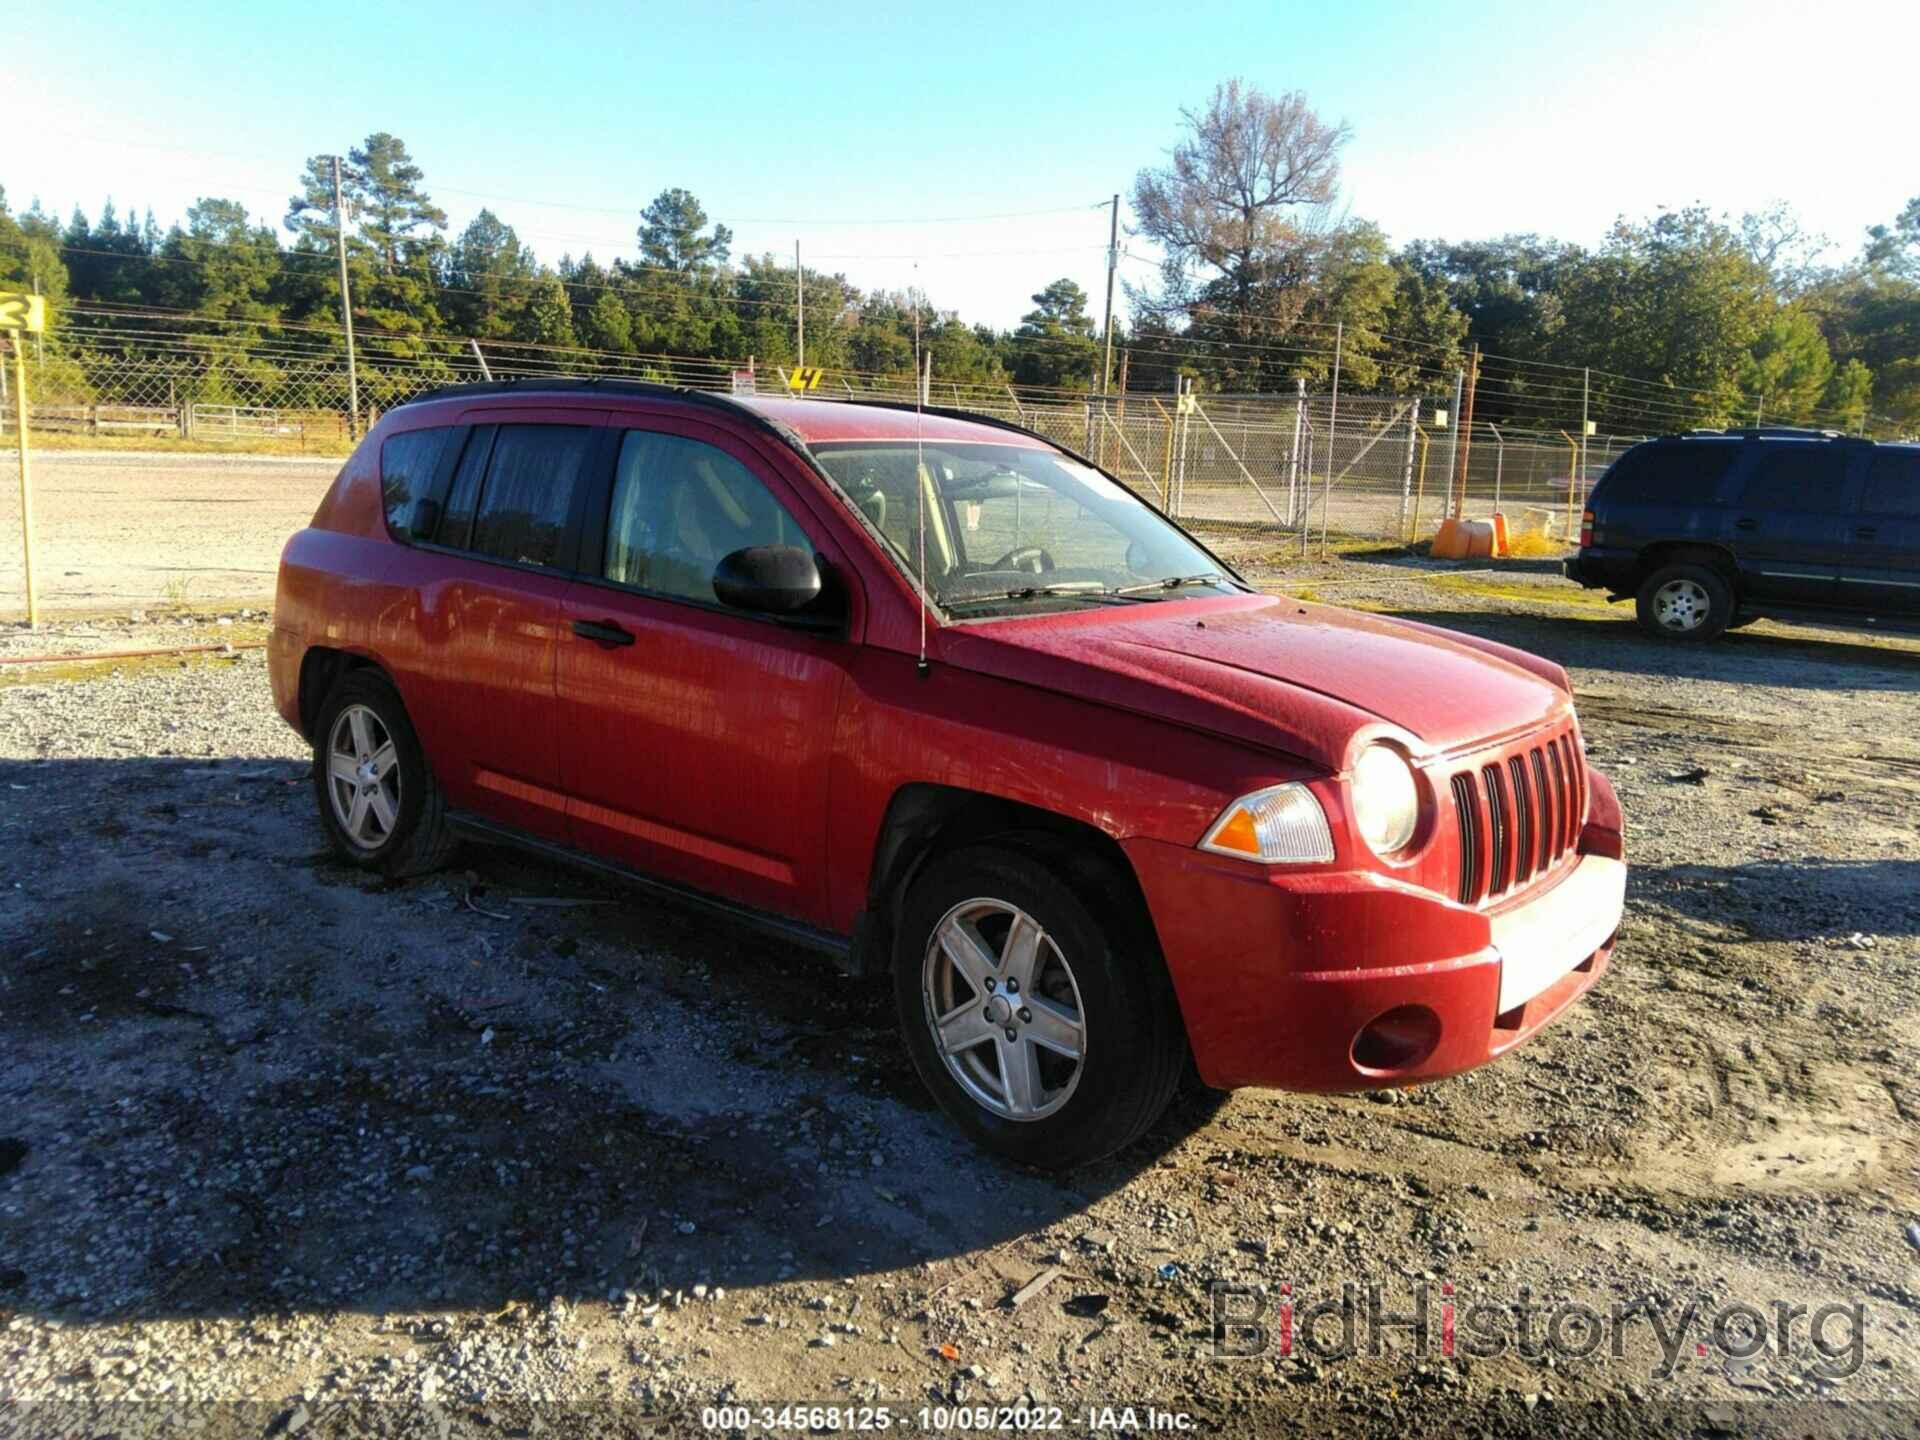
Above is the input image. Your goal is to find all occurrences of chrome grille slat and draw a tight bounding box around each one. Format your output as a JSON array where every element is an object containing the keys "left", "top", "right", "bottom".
[
  {"left": 1549, "top": 743, "right": 1571, "bottom": 853},
  {"left": 1482, "top": 763, "right": 1510, "bottom": 897},
  {"left": 1528, "top": 748, "right": 1559, "bottom": 875},
  {"left": 1451, "top": 773, "right": 1481, "bottom": 905},
  {"left": 1507, "top": 755, "right": 1533, "bottom": 886}
]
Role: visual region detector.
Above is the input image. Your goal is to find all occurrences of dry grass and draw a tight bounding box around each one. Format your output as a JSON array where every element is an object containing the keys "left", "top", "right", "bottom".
[
  {"left": 1422, "top": 573, "right": 1615, "bottom": 611},
  {"left": 1503, "top": 529, "right": 1572, "bottom": 559}
]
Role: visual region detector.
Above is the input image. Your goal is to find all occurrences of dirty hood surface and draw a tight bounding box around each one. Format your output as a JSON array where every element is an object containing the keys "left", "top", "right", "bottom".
[{"left": 941, "top": 593, "right": 1570, "bottom": 768}]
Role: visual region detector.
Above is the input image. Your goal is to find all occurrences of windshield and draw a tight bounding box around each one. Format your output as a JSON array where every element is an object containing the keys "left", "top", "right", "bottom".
[{"left": 809, "top": 440, "right": 1238, "bottom": 616}]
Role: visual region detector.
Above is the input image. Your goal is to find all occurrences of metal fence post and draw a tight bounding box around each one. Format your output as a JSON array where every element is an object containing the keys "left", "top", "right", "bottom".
[
  {"left": 1299, "top": 422, "right": 1314, "bottom": 558},
  {"left": 1154, "top": 396, "right": 1175, "bottom": 509},
  {"left": 1288, "top": 378, "right": 1305, "bottom": 525},
  {"left": 1580, "top": 367, "right": 1591, "bottom": 504},
  {"left": 1489, "top": 424, "right": 1505, "bottom": 513},
  {"left": 1398, "top": 398, "right": 1420, "bottom": 537},
  {"left": 1167, "top": 378, "right": 1182, "bottom": 518},
  {"left": 1321, "top": 322, "right": 1342, "bottom": 556}
]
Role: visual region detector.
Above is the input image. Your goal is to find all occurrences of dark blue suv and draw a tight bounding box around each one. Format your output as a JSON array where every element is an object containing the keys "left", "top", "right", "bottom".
[{"left": 1565, "top": 428, "right": 1920, "bottom": 641}]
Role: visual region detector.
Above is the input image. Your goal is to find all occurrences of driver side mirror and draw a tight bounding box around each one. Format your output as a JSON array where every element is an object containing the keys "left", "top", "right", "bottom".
[{"left": 712, "top": 545, "right": 840, "bottom": 628}]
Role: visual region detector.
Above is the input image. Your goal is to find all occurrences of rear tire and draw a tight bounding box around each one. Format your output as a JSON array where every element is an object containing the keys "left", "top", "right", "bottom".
[
  {"left": 1635, "top": 562, "right": 1733, "bottom": 642},
  {"left": 311, "top": 669, "right": 457, "bottom": 877},
  {"left": 892, "top": 838, "right": 1186, "bottom": 1169}
]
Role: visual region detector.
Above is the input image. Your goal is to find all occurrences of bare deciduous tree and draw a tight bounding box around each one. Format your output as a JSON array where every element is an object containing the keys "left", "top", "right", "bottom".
[{"left": 1132, "top": 80, "right": 1351, "bottom": 328}]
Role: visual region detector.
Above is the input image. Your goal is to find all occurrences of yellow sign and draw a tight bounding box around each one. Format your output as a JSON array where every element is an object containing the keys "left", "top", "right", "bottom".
[
  {"left": 0, "top": 293, "right": 45, "bottom": 333},
  {"left": 1176, "top": 391, "right": 1196, "bottom": 415},
  {"left": 787, "top": 366, "right": 823, "bottom": 392}
]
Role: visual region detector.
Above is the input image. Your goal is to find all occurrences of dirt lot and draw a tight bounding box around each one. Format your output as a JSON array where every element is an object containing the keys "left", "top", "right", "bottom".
[
  {"left": 1, "top": 545, "right": 1918, "bottom": 1438},
  {"left": 0, "top": 450, "right": 338, "bottom": 620}
]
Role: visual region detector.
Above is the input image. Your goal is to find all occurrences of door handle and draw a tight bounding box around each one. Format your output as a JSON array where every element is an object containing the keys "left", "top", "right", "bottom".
[
  {"left": 571, "top": 618, "right": 635, "bottom": 647},
  {"left": 1734, "top": 517, "right": 1757, "bottom": 531}
]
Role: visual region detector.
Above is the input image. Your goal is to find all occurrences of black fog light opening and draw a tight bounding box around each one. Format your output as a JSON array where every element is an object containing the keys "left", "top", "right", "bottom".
[{"left": 1352, "top": 1004, "right": 1441, "bottom": 1074}]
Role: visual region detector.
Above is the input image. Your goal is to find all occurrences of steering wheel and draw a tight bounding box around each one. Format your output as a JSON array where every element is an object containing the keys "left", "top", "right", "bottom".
[{"left": 991, "top": 545, "right": 1055, "bottom": 575}]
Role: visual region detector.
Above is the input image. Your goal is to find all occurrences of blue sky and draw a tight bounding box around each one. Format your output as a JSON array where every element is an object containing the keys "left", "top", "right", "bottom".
[{"left": 5, "top": 0, "right": 1916, "bottom": 329}]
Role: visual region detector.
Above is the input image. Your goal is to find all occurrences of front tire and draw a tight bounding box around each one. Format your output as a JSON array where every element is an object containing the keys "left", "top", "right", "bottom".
[
  {"left": 1635, "top": 562, "right": 1733, "bottom": 642},
  {"left": 311, "top": 669, "right": 456, "bottom": 877},
  {"left": 892, "top": 839, "right": 1186, "bottom": 1169}
]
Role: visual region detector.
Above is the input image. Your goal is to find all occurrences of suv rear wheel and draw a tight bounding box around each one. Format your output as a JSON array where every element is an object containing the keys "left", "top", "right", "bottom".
[
  {"left": 893, "top": 839, "right": 1186, "bottom": 1169},
  {"left": 311, "top": 669, "right": 457, "bottom": 877},
  {"left": 1635, "top": 561, "right": 1733, "bottom": 642}
]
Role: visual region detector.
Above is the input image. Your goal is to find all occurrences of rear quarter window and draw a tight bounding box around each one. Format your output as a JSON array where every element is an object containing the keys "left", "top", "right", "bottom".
[
  {"left": 1595, "top": 443, "right": 1738, "bottom": 506},
  {"left": 1862, "top": 449, "right": 1920, "bottom": 518},
  {"left": 1735, "top": 446, "right": 1848, "bottom": 510},
  {"left": 379, "top": 427, "right": 453, "bottom": 540}
]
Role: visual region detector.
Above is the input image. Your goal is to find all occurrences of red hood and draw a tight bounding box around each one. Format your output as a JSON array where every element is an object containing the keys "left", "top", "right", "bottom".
[{"left": 937, "top": 594, "right": 1572, "bottom": 772}]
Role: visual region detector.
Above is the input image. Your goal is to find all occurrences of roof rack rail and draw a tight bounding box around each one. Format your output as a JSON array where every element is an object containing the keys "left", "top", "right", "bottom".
[
  {"left": 393, "top": 375, "right": 730, "bottom": 410},
  {"left": 391, "top": 376, "right": 1076, "bottom": 453}
]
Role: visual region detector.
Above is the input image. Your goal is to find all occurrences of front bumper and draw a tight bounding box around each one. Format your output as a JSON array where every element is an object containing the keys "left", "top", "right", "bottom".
[{"left": 1124, "top": 769, "right": 1625, "bottom": 1091}]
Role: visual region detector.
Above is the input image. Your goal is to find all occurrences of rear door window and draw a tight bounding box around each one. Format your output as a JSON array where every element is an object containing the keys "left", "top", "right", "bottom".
[
  {"left": 1861, "top": 449, "right": 1920, "bottom": 518},
  {"left": 468, "top": 424, "right": 598, "bottom": 569},
  {"left": 379, "top": 426, "right": 452, "bottom": 541},
  {"left": 1597, "top": 444, "right": 1738, "bottom": 505},
  {"left": 1736, "top": 446, "right": 1846, "bottom": 510}
]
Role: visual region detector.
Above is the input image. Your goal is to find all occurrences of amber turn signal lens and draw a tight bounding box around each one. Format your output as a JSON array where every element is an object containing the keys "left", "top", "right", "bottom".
[{"left": 1198, "top": 783, "right": 1336, "bottom": 865}]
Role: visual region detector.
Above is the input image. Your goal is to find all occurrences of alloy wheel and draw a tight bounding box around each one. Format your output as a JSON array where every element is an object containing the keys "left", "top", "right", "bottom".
[
  {"left": 922, "top": 898, "right": 1087, "bottom": 1121},
  {"left": 326, "top": 703, "right": 402, "bottom": 850}
]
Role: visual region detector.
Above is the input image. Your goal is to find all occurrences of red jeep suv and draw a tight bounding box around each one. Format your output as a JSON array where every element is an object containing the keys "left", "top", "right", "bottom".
[{"left": 270, "top": 381, "right": 1625, "bottom": 1167}]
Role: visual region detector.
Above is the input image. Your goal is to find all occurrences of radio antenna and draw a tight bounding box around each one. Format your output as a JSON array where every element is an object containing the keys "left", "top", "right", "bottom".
[{"left": 913, "top": 273, "right": 930, "bottom": 678}]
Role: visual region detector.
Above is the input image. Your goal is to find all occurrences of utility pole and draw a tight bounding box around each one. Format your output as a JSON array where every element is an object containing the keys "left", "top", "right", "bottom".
[
  {"left": 1100, "top": 194, "right": 1119, "bottom": 396},
  {"left": 795, "top": 239, "right": 804, "bottom": 370},
  {"left": 1443, "top": 366, "right": 1464, "bottom": 522},
  {"left": 331, "top": 155, "right": 360, "bottom": 439},
  {"left": 1453, "top": 345, "right": 1480, "bottom": 516}
]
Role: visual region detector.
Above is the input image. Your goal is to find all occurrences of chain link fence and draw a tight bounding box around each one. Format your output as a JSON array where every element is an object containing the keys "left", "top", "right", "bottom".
[{"left": 12, "top": 327, "right": 1648, "bottom": 540}]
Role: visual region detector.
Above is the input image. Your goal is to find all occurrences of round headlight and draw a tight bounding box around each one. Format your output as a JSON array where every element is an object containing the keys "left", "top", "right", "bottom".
[{"left": 1351, "top": 743, "right": 1420, "bottom": 855}]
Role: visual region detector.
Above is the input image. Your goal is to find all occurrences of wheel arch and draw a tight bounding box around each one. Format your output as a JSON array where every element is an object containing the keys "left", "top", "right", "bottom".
[
  {"left": 851, "top": 783, "right": 1163, "bottom": 983},
  {"left": 297, "top": 646, "right": 395, "bottom": 740},
  {"left": 1634, "top": 542, "right": 1741, "bottom": 592}
]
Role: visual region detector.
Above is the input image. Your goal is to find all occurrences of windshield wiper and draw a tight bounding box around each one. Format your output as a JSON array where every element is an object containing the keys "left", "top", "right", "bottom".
[
  {"left": 1107, "top": 572, "right": 1231, "bottom": 598},
  {"left": 944, "top": 583, "right": 1136, "bottom": 609}
]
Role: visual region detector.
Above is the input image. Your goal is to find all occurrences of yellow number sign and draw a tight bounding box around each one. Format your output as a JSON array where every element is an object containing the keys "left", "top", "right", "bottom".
[
  {"left": 0, "top": 293, "right": 45, "bottom": 333},
  {"left": 787, "top": 366, "right": 823, "bottom": 392}
]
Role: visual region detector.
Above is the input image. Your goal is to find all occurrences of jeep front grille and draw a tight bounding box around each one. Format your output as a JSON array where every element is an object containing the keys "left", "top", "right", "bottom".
[{"left": 1453, "top": 729, "right": 1584, "bottom": 906}]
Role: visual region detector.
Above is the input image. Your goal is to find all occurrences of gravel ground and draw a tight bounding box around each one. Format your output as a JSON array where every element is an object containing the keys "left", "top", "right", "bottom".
[
  {"left": 0, "top": 450, "right": 337, "bottom": 620},
  {"left": 1, "top": 552, "right": 1917, "bottom": 1439}
]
